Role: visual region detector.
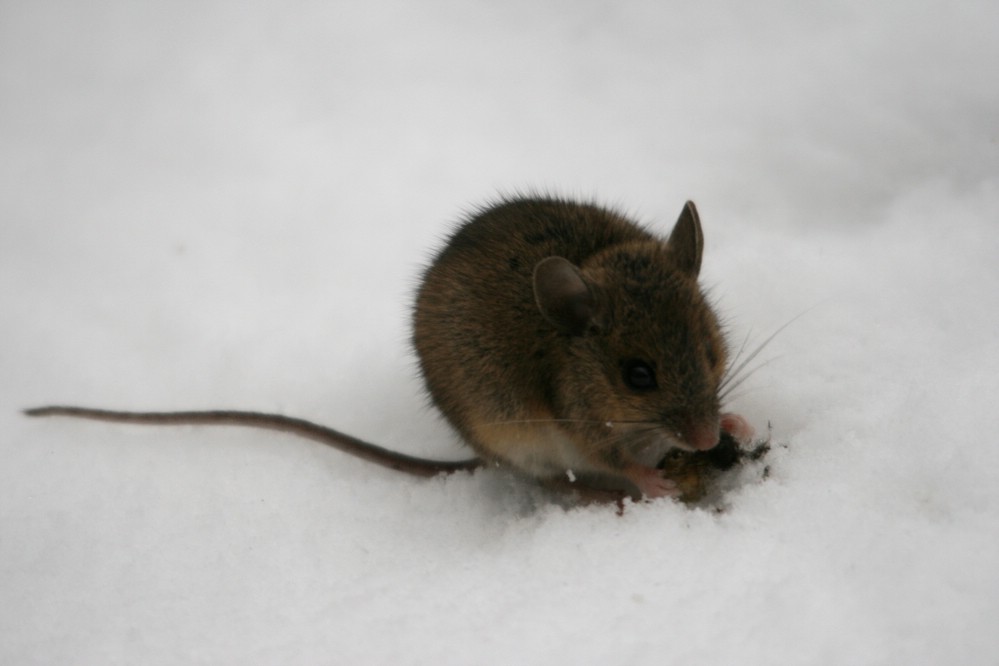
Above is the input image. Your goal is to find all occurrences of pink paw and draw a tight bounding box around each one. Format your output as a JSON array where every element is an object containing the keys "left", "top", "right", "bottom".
[
  {"left": 625, "top": 466, "right": 680, "bottom": 499},
  {"left": 720, "top": 412, "right": 754, "bottom": 445}
]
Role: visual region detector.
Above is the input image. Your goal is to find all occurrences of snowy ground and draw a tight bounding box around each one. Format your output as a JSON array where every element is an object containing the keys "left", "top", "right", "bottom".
[{"left": 3, "top": 1, "right": 998, "bottom": 664}]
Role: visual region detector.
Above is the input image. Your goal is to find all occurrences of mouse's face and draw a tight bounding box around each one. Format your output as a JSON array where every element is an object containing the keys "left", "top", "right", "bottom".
[{"left": 544, "top": 242, "right": 730, "bottom": 469}]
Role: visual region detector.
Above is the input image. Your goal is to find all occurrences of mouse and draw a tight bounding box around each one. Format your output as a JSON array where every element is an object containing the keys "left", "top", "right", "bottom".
[
  {"left": 413, "top": 196, "right": 752, "bottom": 498},
  {"left": 25, "top": 196, "right": 753, "bottom": 502}
]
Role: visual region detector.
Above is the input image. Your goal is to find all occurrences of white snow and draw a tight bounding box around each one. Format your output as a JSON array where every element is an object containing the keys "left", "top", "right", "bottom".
[{"left": 3, "top": 1, "right": 998, "bottom": 664}]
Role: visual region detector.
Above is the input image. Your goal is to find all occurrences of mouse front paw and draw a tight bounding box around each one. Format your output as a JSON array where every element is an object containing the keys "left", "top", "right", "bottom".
[
  {"left": 625, "top": 466, "right": 680, "bottom": 500},
  {"left": 720, "top": 413, "right": 754, "bottom": 445}
]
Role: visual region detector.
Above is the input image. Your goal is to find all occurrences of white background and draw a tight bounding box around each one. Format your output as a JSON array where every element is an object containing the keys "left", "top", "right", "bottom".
[{"left": 3, "top": 1, "right": 998, "bottom": 664}]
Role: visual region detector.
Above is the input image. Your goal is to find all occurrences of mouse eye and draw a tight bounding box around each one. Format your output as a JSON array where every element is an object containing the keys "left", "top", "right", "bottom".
[{"left": 622, "top": 359, "right": 657, "bottom": 391}]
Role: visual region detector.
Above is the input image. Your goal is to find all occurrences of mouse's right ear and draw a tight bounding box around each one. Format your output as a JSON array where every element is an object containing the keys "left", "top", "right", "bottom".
[
  {"left": 533, "top": 256, "right": 595, "bottom": 336},
  {"left": 667, "top": 201, "right": 704, "bottom": 277}
]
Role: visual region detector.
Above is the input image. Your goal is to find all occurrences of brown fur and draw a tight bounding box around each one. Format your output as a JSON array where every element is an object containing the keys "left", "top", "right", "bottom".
[{"left": 413, "top": 197, "right": 731, "bottom": 497}]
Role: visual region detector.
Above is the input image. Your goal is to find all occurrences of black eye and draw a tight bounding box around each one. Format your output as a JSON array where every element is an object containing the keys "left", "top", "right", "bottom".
[{"left": 622, "top": 359, "right": 657, "bottom": 391}]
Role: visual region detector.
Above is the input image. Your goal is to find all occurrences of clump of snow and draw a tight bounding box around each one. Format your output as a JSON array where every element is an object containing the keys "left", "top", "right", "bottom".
[{"left": 2, "top": 1, "right": 998, "bottom": 664}]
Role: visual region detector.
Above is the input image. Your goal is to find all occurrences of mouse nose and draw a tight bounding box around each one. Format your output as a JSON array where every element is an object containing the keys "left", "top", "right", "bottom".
[{"left": 686, "top": 422, "right": 720, "bottom": 451}]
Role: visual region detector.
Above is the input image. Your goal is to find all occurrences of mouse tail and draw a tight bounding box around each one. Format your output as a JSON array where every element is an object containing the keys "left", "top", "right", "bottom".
[{"left": 23, "top": 406, "right": 482, "bottom": 478}]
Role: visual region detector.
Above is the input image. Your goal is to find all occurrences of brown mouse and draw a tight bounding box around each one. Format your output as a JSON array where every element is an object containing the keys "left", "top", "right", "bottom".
[
  {"left": 25, "top": 196, "right": 752, "bottom": 501},
  {"left": 413, "top": 197, "right": 751, "bottom": 498}
]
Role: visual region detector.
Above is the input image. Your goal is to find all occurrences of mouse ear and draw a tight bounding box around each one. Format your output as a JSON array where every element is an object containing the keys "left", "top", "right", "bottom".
[
  {"left": 533, "top": 256, "right": 595, "bottom": 336},
  {"left": 667, "top": 201, "right": 704, "bottom": 277}
]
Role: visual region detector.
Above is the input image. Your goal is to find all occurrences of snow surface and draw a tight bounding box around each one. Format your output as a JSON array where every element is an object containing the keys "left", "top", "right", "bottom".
[{"left": 3, "top": 1, "right": 998, "bottom": 664}]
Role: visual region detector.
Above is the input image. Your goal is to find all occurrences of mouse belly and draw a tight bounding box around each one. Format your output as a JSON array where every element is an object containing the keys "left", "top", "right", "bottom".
[
  {"left": 468, "top": 418, "right": 594, "bottom": 478},
  {"left": 466, "top": 416, "right": 681, "bottom": 499}
]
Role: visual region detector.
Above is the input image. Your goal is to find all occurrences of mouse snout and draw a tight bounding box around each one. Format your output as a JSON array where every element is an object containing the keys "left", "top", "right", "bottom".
[{"left": 685, "top": 421, "right": 721, "bottom": 451}]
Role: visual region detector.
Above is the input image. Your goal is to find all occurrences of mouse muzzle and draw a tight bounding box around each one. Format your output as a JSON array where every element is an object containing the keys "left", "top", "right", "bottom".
[{"left": 678, "top": 420, "right": 722, "bottom": 452}]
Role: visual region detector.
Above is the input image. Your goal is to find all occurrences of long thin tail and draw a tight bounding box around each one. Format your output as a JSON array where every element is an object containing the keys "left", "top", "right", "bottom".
[{"left": 24, "top": 406, "right": 482, "bottom": 478}]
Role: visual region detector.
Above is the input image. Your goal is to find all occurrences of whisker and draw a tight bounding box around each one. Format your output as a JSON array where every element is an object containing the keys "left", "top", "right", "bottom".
[
  {"left": 482, "top": 418, "right": 618, "bottom": 427},
  {"left": 719, "top": 356, "right": 782, "bottom": 401},
  {"left": 598, "top": 424, "right": 666, "bottom": 453},
  {"left": 720, "top": 309, "right": 810, "bottom": 393},
  {"left": 482, "top": 417, "right": 666, "bottom": 428},
  {"left": 481, "top": 416, "right": 688, "bottom": 459},
  {"left": 723, "top": 328, "right": 753, "bottom": 384}
]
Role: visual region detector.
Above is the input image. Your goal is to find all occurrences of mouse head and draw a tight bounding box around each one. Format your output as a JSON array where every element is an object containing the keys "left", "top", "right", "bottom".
[{"left": 533, "top": 202, "right": 728, "bottom": 467}]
